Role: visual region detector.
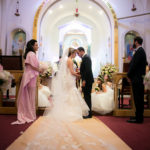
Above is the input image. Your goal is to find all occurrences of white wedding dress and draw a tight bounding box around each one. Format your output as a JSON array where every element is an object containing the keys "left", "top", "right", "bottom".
[
  {"left": 38, "top": 85, "right": 51, "bottom": 107},
  {"left": 92, "top": 85, "right": 115, "bottom": 115},
  {"left": 20, "top": 49, "right": 117, "bottom": 150},
  {"left": 44, "top": 55, "right": 89, "bottom": 121}
]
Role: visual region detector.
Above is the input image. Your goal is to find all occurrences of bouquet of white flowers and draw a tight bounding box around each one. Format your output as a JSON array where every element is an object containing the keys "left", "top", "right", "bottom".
[
  {"left": 39, "top": 62, "right": 52, "bottom": 78},
  {"left": 144, "top": 71, "right": 150, "bottom": 90},
  {"left": 0, "top": 64, "right": 13, "bottom": 92}
]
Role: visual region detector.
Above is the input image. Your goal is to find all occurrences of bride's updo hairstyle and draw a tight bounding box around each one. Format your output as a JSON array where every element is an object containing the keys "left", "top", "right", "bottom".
[{"left": 68, "top": 47, "right": 76, "bottom": 57}]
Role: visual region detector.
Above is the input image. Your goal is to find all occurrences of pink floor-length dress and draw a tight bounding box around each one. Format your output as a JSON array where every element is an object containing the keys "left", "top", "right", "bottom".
[{"left": 12, "top": 51, "right": 39, "bottom": 124}]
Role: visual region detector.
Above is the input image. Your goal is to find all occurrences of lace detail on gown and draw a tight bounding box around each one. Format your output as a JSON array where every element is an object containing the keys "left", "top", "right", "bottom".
[{"left": 25, "top": 117, "right": 117, "bottom": 150}]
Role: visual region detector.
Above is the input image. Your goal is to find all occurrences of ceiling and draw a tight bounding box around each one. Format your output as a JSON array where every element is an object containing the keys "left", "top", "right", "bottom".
[
  {"left": 39, "top": 0, "right": 150, "bottom": 24},
  {"left": 105, "top": 0, "right": 150, "bottom": 18}
]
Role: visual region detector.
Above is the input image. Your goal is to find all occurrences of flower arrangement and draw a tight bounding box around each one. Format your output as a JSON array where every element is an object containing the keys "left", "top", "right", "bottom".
[
  {"left": 40, "top": 62, "right": 52, "bottom": 78},
  {"left": 144, "top": 71, "right": 150, "bottom": 90},
  {"left": 0, "top": 64, "right": 13, "bottom": 92},
  {"left": 99, "top": 64, "right": 118, "bottom": 82},
  {"left": 94, "top": 64, "right": 117, "bottom": 92}
]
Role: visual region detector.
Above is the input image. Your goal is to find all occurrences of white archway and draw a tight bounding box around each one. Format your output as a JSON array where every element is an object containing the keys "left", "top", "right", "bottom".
[{"left": 37, "top": 0, "right": 115, "bottom": 77}]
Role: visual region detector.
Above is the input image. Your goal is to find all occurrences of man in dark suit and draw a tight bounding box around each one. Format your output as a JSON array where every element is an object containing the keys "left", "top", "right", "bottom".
[
  {"left": 77, "top": 47, "right": 94, "bottom": 118},
  {"left": 127, "top": 36, "right": 147, "bottom": 123}
]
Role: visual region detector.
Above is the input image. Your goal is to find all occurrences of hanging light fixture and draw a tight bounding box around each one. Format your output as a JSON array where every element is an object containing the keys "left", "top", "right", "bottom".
[
  {"left": 14, "top": 0, "right": 20, "bottom": 16},
  {"left": 131, "top": 1, "right": 136, "bottom": 11},
  {"left": 75, "top": 0, "right": 79, "bottom": 17}
]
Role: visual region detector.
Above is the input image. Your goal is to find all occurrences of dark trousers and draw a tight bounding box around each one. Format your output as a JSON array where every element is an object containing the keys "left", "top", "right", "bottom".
[
  {"left": 82, "top": 83, "right": 92, "bottom": 117},
  {"left": 132, "top": 82, "right": 144, "bottom": 122}
]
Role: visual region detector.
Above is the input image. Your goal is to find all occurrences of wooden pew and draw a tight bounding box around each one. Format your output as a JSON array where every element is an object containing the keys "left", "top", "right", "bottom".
[
  {"left": 113, "top": 73, "right": 150, "bottom": 116},
  {"left": 0, "top": 56, "right": 23, "bottom": 114}
]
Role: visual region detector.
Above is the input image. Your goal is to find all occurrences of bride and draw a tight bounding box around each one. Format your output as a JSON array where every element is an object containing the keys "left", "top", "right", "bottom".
[
  {"left": 44, "top": 47, "right": 89, "bottom": 121},
  {"left": 11, "top": 48, "right": 117, "bottom": 150}
]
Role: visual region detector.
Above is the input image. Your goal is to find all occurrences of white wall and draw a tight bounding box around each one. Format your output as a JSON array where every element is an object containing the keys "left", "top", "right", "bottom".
[
  {"left": 0, "top": 0, "right": 9, "bottom": 55},
  {"left": 0, "top": 0, "right": 42, "bottom": 55}
]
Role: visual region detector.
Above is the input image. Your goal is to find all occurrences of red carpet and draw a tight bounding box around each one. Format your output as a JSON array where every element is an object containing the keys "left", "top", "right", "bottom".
[
  {"left": 0, "top": 115, "right": 150, "bottom": 150},
  {"left": 0, "top": 115, "right": 33, "bottom": 150},
  {"left": 97, "top": 116, "right": 150, "bottom": 150}
]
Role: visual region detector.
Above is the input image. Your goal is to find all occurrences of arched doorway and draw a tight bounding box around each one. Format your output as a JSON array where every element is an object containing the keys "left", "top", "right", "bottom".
[
  {"left": 33, "top": 0, "right": 118, "bottom": 77},
  {"left": 58, "top": 21, "right": 91, "bottom": 57}
]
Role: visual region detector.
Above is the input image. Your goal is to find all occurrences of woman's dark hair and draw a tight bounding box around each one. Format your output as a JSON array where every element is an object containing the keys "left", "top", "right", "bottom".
[
  {"left": 68, "top": 48, "right": 76, "bottom": 57},
  {"left": 97, "top": 75, "right": 104, "bottom": 90},
  {"left": 24, "top": 39, "right": 37, "bottom": 59},
  {"left": 97, "top": 78, "right": 103, "bottom": 91}
]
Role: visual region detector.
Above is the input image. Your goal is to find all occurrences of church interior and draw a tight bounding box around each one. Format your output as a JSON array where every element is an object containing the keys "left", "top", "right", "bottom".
[{"left": 0, "top": 0, "right": 150, "bottom": 150}]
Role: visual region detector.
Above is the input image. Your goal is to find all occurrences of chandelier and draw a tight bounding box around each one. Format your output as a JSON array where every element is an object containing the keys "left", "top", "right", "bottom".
[
  {"left": 75, "top": 0, "right": 79, "bottom": 17},
  {"left": 131, "top": 0, "right": 136, "bottom": 11},
  {"left": 14, "top": 0, "right": 20, "bottom": 16}
]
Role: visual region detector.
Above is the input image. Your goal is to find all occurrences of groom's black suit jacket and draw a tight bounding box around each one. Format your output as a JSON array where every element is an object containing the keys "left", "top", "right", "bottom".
[{"left": 80, "top": 54, "right": 94, "bottom": 85}]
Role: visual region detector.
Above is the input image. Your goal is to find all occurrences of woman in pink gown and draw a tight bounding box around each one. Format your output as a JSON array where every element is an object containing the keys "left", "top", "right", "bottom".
[{"left": 12, "top": 39, "right": 40, "bottom": 124}]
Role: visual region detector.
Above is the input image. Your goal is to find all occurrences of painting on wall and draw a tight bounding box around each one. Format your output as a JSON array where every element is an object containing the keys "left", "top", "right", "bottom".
[
  {"left": 12, "top": 30, "right": 26, "bottom": 55},
  {"left": 125, "top": 31, "right": 139, "bottom": 61}
]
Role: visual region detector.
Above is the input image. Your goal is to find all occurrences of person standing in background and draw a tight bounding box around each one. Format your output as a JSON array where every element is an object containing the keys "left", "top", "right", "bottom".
[
  {"left": 12, "top": 39, "right": 42, "bottom": 124},
  {"left": 127, "top": 36, "right": 147, "bottom": 124}
]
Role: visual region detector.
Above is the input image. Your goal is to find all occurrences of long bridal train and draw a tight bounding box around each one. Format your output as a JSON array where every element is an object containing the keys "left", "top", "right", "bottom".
[{"left": 7, "top": 117, "right": 131, "bottom": 150}]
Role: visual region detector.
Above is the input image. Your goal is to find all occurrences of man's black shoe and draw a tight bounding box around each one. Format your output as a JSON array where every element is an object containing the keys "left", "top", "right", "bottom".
[
  {"left": 127, "top": 119, "right": 143, "bottom": 124},
  {"left": 83, "top": 115, "right": 92, "bottom": 119}
]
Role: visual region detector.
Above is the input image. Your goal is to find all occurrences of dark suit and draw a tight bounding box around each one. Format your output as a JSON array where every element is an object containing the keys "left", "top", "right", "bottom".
[
  {"left": 80, "top": 54, "right": 94, "bottom": 117},
  {"left": 127, "top": 47, "right": 147, "bottom": 122}
]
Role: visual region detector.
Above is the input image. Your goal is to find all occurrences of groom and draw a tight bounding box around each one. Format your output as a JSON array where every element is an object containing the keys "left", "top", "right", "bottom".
[{"left": 77, "top": 47, "right": 94, "bottom": 118}]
